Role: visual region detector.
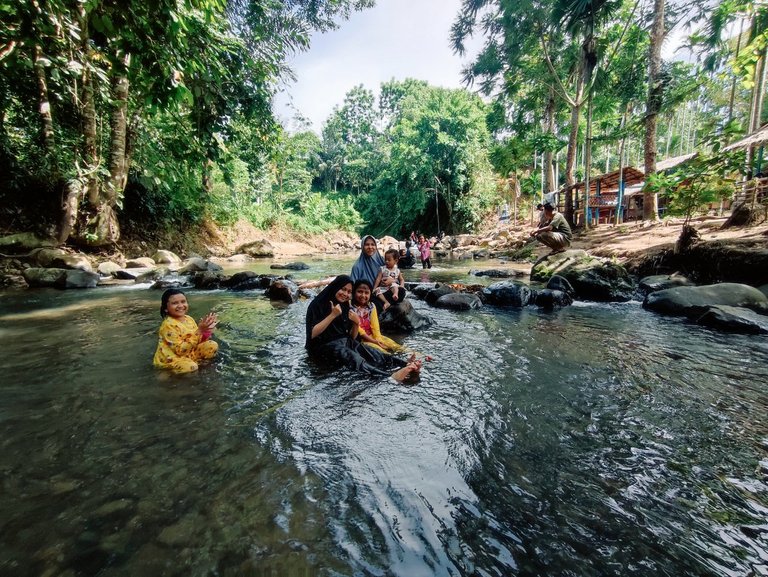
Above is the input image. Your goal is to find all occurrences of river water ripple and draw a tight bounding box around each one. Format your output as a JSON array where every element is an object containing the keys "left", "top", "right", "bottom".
[{"left": 1, "top": 261, "right": 767, "bottom": 576}]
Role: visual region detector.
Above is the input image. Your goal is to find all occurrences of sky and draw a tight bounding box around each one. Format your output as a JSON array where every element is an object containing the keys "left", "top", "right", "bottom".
[
  {"left": 272, "top": 0, "right": 480, "bottom": 133},
  {"left": 272, "top": 0, "right": 690, "bottom": 134}
]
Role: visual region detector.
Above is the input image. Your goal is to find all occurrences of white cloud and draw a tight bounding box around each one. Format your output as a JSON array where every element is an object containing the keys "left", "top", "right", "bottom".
[{"left": 273, "top": 0, "right": 481, "bottom": 132}]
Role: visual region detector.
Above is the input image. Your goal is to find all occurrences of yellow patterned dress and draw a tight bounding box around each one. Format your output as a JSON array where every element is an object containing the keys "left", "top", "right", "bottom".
[
  {"left": 353, "top": 303, "right": 404, "bottom": 354},
  {"left": 153, "top": 315, "right": 218, "bottom": 373}
]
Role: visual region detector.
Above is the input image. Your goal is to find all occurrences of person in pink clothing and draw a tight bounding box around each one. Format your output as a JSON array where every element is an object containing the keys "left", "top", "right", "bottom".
[{"left": 417, "top": 233, "right": 432, "bottom": 269}]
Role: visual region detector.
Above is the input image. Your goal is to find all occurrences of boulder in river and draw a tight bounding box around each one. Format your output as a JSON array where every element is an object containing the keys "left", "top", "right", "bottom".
[
  {"left": 434, "top": 293, "right": 483, "bottom": 310},
  {"left": 237, "top": 239, "right": 274, "bottom": 258},
  {"left": 532, "top": 251, "right": 635, "bottom": 302},
  {"left": 638, "top": 274, "right": 694, "bottom": 296},
  {"left": 694, "top": 305, "right": 768, "bottom": 334},
  {"left": 643, "top": 283, "right": 768, "bottom": 317},
  {"left": 267, "top": 279, "right": 300, "bottom": 303},
  {"left": 482, "top": 281, "right": 533, "bottom": 307},
  {"left": 534, "top": 289, "right": 573, "bottom": 309},
  {"left": 379, "top": 299, "right": 433, "bottom": 333}
]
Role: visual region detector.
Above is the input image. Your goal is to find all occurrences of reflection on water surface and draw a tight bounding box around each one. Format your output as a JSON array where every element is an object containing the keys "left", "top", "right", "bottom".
[{"left": 1, "top": 261, "right": 767, "bottom": 576}]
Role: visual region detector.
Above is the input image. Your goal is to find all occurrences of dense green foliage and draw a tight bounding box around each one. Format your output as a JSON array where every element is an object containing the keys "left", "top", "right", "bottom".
[{"left": 1, "top": 0, "right": 766, "bottom": 247}]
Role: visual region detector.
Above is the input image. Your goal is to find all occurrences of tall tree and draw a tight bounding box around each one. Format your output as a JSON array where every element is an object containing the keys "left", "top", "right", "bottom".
[{"left": 643, "top": 0, "right": 665, "bottom": 220}]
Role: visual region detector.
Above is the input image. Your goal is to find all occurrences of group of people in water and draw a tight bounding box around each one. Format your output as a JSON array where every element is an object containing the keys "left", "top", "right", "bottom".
[
  {"left": 153, "top": 234, "right": 425, "bottom": 382},
  {"left": 153, "top": 204, "right": 571, "bottom": 380}
]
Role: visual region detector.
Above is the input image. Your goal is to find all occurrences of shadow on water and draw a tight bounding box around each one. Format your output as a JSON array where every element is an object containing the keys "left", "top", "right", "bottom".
[{"left": 1, "top": 263, "right": 768, "bottom": 576}]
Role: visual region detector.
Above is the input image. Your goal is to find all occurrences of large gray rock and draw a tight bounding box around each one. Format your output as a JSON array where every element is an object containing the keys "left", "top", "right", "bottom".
[
  {"left": 695, "top": 305, "right": 768, "bottom": 334},
  {"left": 407, "top": 282, "right": 438, "bottom": 299},
  {"left": 270, "top": 262, "right": 309, "bottom": 271},
  {"left": 223, "top": 271, "right": 275, "bottom": 291},
  {"left": 425, "top": 284, "right": 457, "bottom": 305},
  {"left": 22, "top": 267, "right": 99, "bottom": 289},
  {"left": 379, "top": 299, "right": 433, "bottom": 333},
  {"left": 237, "top": 239, "right": 274, "bottom": 258},
  {"left": 32, "top": 248, "right": 93, "bottom": 272},
  {"left": 113, "top": 267, "right": 155, "bottom": 280},
  {"left": 23, "top": 267, "right": 66, "bottom": 287},
  {"left": 125, "top": 257, "right": 156, "bottom": 268},
  {"left": 643, "top": 283, "right": 768, "bottom": 317},
  {"left": 177, "top": 258, "right": 222, "bottom": 274},
  {"left": 97, "top": 261, "right": 123, "bottom": 276},
  {"left": 267, "top": 279, "right": 300, "bottom": 303},
  {"left": 638, "top": 274, "right": 694, "bottom": 296},
  {"left": 55, "top": 269, "right": 100, "bottom": 289},
  {"left": 532, "top": 251, "right": 635, "bottom": 302},
  {"left": 534, "top": 289, "right": 573, "bottom": 309},
  {"left": 434, "top": 293, "right": 483, "bottom": 310},
  {"left": 482, "top": 281, "right": 533, "bottom": 307},
  {"left": 152, "top": 250, "right": 182, "bottom": 266}
]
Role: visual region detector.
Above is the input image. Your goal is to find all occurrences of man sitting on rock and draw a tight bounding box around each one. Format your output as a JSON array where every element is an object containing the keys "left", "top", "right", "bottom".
[{"left": 530, "top": 202, "right": 572, "bottom": 254}]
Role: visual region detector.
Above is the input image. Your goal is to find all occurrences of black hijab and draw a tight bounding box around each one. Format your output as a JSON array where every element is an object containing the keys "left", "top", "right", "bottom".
[{"left": 305, "top": 274, "right": 354, "bottom": 349}]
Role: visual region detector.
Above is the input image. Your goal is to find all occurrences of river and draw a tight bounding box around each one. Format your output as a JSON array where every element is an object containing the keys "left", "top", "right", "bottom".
[{"left": 1, "top": 257, "right": 767, "bottom": 576}]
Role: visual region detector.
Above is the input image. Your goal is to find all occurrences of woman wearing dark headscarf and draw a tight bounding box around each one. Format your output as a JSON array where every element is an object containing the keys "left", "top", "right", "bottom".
[
  {"left": 350, "top": 235, "right": 407, "bottom": 310},
  {"left": 305, "top": 274, "right": 420, "bottom": 382}
]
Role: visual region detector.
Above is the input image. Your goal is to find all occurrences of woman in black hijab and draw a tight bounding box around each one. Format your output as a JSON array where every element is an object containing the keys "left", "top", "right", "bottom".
[{"left": 305, "top": 274, "right": 420, "bottom": 382}]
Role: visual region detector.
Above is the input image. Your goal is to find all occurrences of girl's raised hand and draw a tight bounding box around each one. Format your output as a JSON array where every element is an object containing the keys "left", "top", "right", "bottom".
[
  {"left": 199, "top": 312, "right": 218, "bottom": 332},
  {"left": 330, "top": 302, "right": 342, "bottom": 317},
  {"left": 348, "top": 309, "right": 360, "bottom": 325}
]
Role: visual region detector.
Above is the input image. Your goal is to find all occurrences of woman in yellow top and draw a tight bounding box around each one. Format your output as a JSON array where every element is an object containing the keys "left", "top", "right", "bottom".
[
  {"left": 153, "top": 289, "right": 219, "bottom": 373},
  {"left": 350, "top": 279, "right": 404, "bottom": 354}
]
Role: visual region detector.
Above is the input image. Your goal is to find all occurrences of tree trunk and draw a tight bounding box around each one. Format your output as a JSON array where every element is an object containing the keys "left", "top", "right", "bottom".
[
  {"left": 106, "top": 68, "right": 129, "bottom": 205},
  {"left": 542, "top": 88, "right": 556, "bottom": 194},
  {"left": 34, "top": 44, "right": 58, "bottom": 177},
  {"left": 643, "top": 0, "right": 664, "bottom": 221},
  {"left": 564, "top": 94, "right": 582, "bottom": 226},
  {"left": 77, "top": 4, "right": 99, "bottom": 206}
]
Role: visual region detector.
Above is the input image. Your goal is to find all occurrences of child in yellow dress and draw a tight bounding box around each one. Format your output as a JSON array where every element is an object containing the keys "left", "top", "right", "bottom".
[
  {"left": 153, "top": 289, "right": 219, "bottom": 373},
  {"left": 350, "top": 279, "right": 405, "bottom": 354}
]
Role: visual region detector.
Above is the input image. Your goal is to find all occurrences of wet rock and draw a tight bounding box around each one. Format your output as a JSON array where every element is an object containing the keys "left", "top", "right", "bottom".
[
  {"left": 482, "top": 281, "right": 533, "bottom": 307},
  {"left": 638, "top": 274, "right": 694, "bottom": 296},
  {"left": 55, "top": 269, "right": 100, "bottom": 289},
  {"left": 224, "top": 271, "right": 275, "bottom": 291},
  {"left": 407, "top": 282, "right": 438, "bottom": 299},
  {"left": 694, "top": 305, "right": 768, "bottom": 334},
  {"left": 643, "top": 283, "right": 768, "bottom": 317},
  {"left": 270, "top": 262, "right": 309, "bottom": 271},
  {"left": 152, "top": 250, "right": 181, "bottom": 266},
  {"left": 470, "top": 269, "right": 524, "bottom": 278},
  {"left": 178, "top": 257, "right": 221, "bottom": 274},
  {"left": 237, "top": 239, "right": 274, "bottom": 258},
  {"left": 150, "top": 279, "right": 189, "bottom": 290},
  {"left": 532, "top": 251, "right": 635, "bottom": 302},
  {"left": 545, "top": 275, "right": 575, "bottom": 297},
  {"left": 379, "top": 299, "right": 433, "bottom": 332},
  {"left": 192, "top": 271, "right": 227, "bottom": 290},
  {"left": 424, "top": 284, "right": 457, "bottom": 305},
  {"left": 125, "top": 257, "right": 156, "bottom": 268},
  {"left": 112, "top": 267, "right": 155, "bottom": 280},
  {"left": 33, "top": 248, "right": 93, "bottom": 272},
  {"left": 135, "top": 267, "right": 170, "bottom": 284},
  {"left": 267, "top": 279, "right": 299, "bottom": 303},
  {"left": 22, "top": 267, "right": 65, "bottom": 287},
  {"left": 435, "top": 293, "right": 483, "bottom": 310},
  {"left": 534, "top": 289, "right": 573, "bottom": 309},
  {"left": 97, "top": 261, "right": 122, "bottom": 276}
]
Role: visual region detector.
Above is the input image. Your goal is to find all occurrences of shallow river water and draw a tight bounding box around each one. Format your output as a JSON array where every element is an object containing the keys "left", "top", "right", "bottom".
[{"left": 1, "top": 257, "right": 768, "bottom": 577}]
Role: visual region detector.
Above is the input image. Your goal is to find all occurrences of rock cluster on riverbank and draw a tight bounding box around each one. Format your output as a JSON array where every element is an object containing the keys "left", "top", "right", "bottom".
[{"left": 3, "top": 216, "right": 768, "bottom": 334}]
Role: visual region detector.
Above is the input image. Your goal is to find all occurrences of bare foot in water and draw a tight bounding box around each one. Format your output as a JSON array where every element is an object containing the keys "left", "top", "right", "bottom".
[{"left": 392, "top": 361, "right": 422, "bottom": 384}]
